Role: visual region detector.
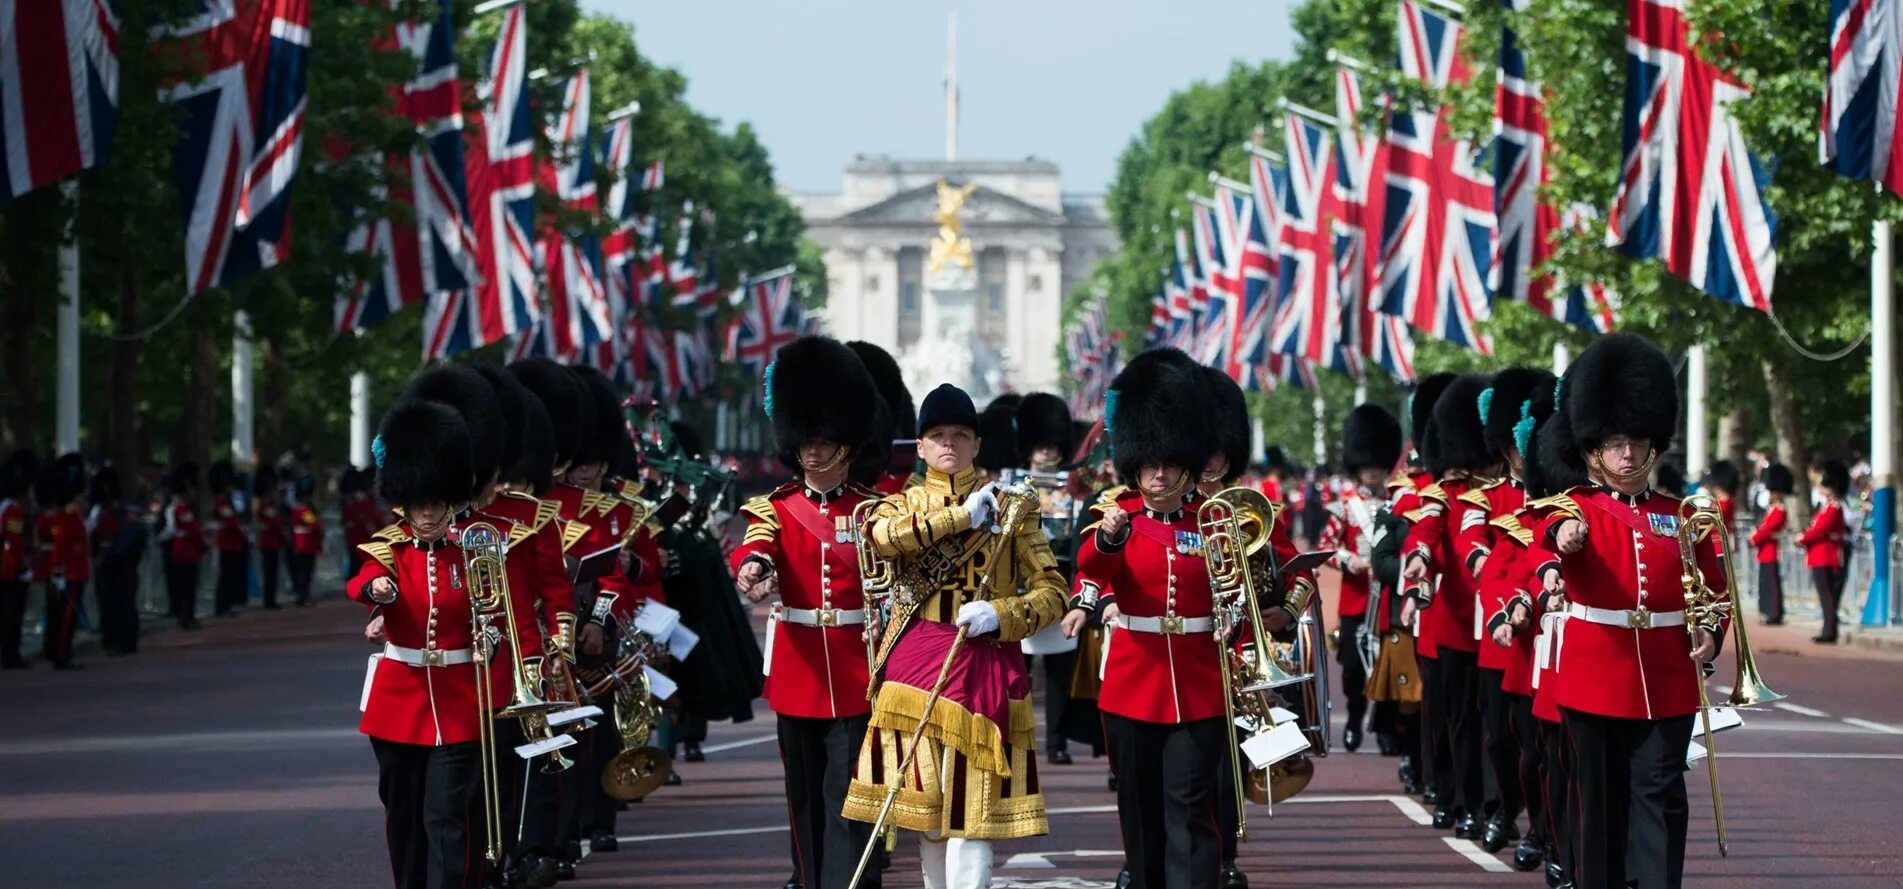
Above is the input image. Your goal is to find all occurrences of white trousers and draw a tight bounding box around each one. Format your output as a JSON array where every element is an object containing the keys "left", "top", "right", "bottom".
[{"left": 918, "top": 832, "right": 993, "bottom": 889}]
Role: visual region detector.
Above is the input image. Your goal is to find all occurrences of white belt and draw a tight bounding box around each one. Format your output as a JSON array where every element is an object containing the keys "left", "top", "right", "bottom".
[
  {"left": 383, "top": 642, "right": 475, "bottom": 667},
  {"left": 775, "top": 607, "right": 865, "bottom": 627},
  {"left": 1566, "top": 603, "right": 1686, "bottom": 630},
  {"left": 1115, "top": 614, "right": 1215, "bottom": 635}
]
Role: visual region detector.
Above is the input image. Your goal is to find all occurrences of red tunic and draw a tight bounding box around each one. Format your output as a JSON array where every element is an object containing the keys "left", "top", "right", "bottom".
[
  {"left": 1798, "top": 501, "right": 1847, "bottom": 569},
  {"left": 1549, "top": 488, "right": 1726, "bottom": 721},
  {"left": 290, "top": 504, "right": 324, "bottom": 556},
  {"left": 256, "top": 500, "right": 286, "bottom": 551},
  {"left": 1402, "top": 478, "right": 1480, "bottom": 657},
  {"left": 348, "top": 522, "right": 537, "bottom": 746},
  {"left": 35, "top": 507, "right": 91, "bottom": 583},
  {"left": 163, "top": 497, "right": 207, "bottom": 564},
  {"left": 478, "top": 492, "right": 575, "bottom": 648},
  {"left": 89, "top": 505, "right": 121, "bottom": 557},
  {"left": 1460, "top": 480, "right": 1526, "bottom": 669},
  {"left": 1748, "top": 503, "right": 1785, "bottom": 564},
  {"left": 1321, "top": 488, "right": 1379, "bottom": 619},
  {"left": 1475, "top": 511, "right": 1537, "bottom": 691},
  {"left": 729, "top": 481, "right": 878, "bottom": 720},
  {"left": 342, "top": 494, "right": 384, "bottom": 552},
  {"left": 209, "top": 494, "right": 247, "bottom": 552},
  {"left": 0, "top": 498, "right": 29, "bottom": 581},
  {"left": 1078, "top": 490, "right": 1225, "bottom": 724}
]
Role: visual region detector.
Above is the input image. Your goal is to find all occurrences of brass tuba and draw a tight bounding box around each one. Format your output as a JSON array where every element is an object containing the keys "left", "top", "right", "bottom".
[
  {"left": 601, "top": 666, "right": 674, "bottom": 801},
  {"left": 1677, "top": 494, "right": 1784, "bottom": 858}
]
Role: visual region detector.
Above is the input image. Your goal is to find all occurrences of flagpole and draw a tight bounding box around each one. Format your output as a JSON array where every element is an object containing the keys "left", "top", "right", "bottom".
[
  {"left": 350, "top": 350, "right": 372, "bottom": 470},
  {"left": 1684, "top": 344, "right": 1708, "bottom": 480},
  {"left": 1207, "top": 171, "right": 1251, "bottom": 195},
  {"left": 1864, "top": 218, "right": 1895, "bottom": 627},
  {"left": 232, "top": 310, "right": 255, "bottom": 468},
  {"left": 1241, "top": 143, "right": 1285, "bottom": 164},
  {"left": 1552, "top": 341, "right": 1571, "bottom": 375},
  {"left": 1278, "top": 99, "right": 1338, "bottom": 128},
  {"left": 55, "top": 181, "right": 81, "bottom": 455},
  {"left": 1312, "top": 392, "right": 1327, "bottom": 468}
]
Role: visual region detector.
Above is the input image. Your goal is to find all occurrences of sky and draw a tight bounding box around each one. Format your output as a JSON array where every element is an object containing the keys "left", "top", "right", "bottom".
[{"left": 579, "top": 1, "right": 1301, "bottom": 194}]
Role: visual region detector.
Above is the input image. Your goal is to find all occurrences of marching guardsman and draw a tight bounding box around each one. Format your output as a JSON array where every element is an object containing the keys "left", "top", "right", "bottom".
[
  {"left": 1537, "top": 334, "right": 1726, "bottom": 889},
  {"left": 1400, "top": 373, "right": 1497, "bottom": 838},
  {"left": 729, "top": 336, "right": 884, "bottom": 889},
  {"left": 351, "top": 396, "right": 533, "bottom": 889},
  {"left": 342, "top": 467, "right": 385, "bottom": 580},
  {"left": 1350, "top": 405, "right": 1424, "bottom": 790},
  {"left": 1461, "top": 365, "right": 1552, "bottom": 852},
  {"left": 1012, "top": 392, "right": 1085, "bottom": 765},
  {"left": 33, "top": 454, "right": 89, "bottom": 669},
  {"left": 842, "top": 381, "right": 1069, "bottom": 889},
  {"left": 1, "top": 451, "right": 36, "bottom": 669},
  {"left": 1800, "top": 459, "right": 1851, "bottom": 645},
  {"left": 1702, "top": 460, "right": 1741, "bottom": 536},
  {"left": 972, "top": 395, "right": 1021, "bottom": 486},
  {"left": 1386, "top": 372, "right": 1452, "bottom": 805},
  {"left": 1463, "top": 368, "right": 1553, "bottom": 855},
  {"left": 847, "top": 340, "right": 920, "bottom": 495},
  {"left": 1326, "top": 404, "right": 1407, "bottom": 756},
  {"left": 254, "top": 465, "right": 286, "bottom": 609},
  {"left": 1749, "top": 463, "right": 1794, "bottom": 625},
  {"left": 288, "top": 475, "right": 324, "bottom": 607},
  {"left": 160, "top": 462, "right": 207, "bottom": 630},
  {"left": 90, "top": 466, "right": 148, "bottom": 656},
  {"left": 207, "top": 460, "right": 250, "bottom": 618}
]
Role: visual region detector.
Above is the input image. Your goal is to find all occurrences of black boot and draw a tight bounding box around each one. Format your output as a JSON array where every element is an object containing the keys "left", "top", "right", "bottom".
[
  {"left": 783, "top": 875, "right": 801, "bottom": 889},
  {"left": 1512, "top": 834, "right": 1545, "bottom": 871},
  {"left": 1545, "top": 859, "right": 1564, "bottom": 888},
  {"left": 1115, "top": 867, "right": 1132, "bottom": 889},
  {"left": 1453, "top": 812, "right": 1480, "bottom": 839},
  {"left": 1431, "top": 805, "right": 1453, "bottom": 829},
  {"left": 1219, "top": 860, "right": 1248, "bottom": 889},
  {"left": 683, "top": 740, "right": 704, "bottom": 762},
  {"left": 590, "top": 830, "right": 618, "bottom": 852},
  {"left": 1481, "top": 816, "right": 1518, "bottom": 852},
  {"left": 1343, "top": 725, "right": 1363, "bottom": 753},
  {"left": 1398, "top": 756, "right": 1422, "bottom": 795},
  {"left": 519, "top": 855, "right": 558, "bottom": 889},
  {"left": 1376, "top": 732, "right": 1400, "bottom": 756}
]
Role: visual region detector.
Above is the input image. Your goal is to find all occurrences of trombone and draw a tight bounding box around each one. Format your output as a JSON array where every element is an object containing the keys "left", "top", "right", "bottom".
[
  {"left": 852, "top": 496, "right": 895, "bottom": 700},
  {"left": 1676, "top": 494, "right": 1785, "bottom": 858},
  {"left": 461, "top": 521, "right": 556, "bottom": 865}
]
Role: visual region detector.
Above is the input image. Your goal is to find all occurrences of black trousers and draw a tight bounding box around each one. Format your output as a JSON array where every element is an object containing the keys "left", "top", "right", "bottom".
[
  {"left": 215, "top": 546, "right": 249, "bottom": 615},
  {"left": 288, "top": 552, "right": 315, "bottom": 605},
  {"left": 1508, "top": 693, "right": 1543, "bottom": 838},
  {"left": 258, "top": 547, "right": 282, "bottom": 607},
  {"left": 1539, "top": 718, "right": 1573, "bottom": 872},
  {"left": 0, "top": 579, "right": 29, "bottom": 665},
  {"left": 1479, "top": 668, "right": 1522, "bottom": 825},
  {"left": 1756, "top": 561, "right": 1783, "bottom": 621},
  {"left": 1337, "top": 614, "right": 1370, "bottom": 736},
  {"left": 1418, "top": 655, "right": 1448, "bottom": 804},
  {"left": 41, "top": 580, "right": 82, "bottom": 665},
  {"left": 1562, "top": 708, "right": 1695, "bottom": 889},
  {"left": 97, "top": 556, "right": 140, "bottom": 653},
  {"left": 558, "top": 695, "right": 619, "bottom": 849},
  {"left": 778, "top": 713, "right": 876, "bottom": 889},
  {"left": 370, "top": 737, "right": 482, "bottom": 889},
  {"left": 1434, "top": 648, "right": 1484, "bottom": 818},
  {"left": 1813, "top": 565, "right": 1846, "bottom": 639},
  {"left": 1105, "top": 713, "right": 1225, "bottom": 889},
  {"left": 1038, "top": 649, "right": 1078, "bottom": 749},
  {"left": 165, "top": 559, "right": 200, "bottom": 627},
  {"left": 520, "top": 749, "right": 562, "bottom": 859}
]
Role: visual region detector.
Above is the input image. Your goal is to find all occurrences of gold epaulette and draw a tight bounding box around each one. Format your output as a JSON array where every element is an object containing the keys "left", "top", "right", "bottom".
[
  {"left": 1385, "top": 471, "right": 1413, "bottom": 491},
  {"left": 740, "top": 494, "right": 778, "bottom": 529},
  {"left": 616, "top": 479, "right": 643, "bottom": 502},
  {"left": 360, "top": 541, "right": 397, "bottom": 573},
  {"left": 1418, "top": 482, "right": 1447, "bottom": 505},
  {"left": 580, "top": 489, "right": 612, "bottom": 518},
  {"left": 848, "top": 482, "right": 882, "bottom": 500},
  {"left": 372, "top": 523, "right": 411, "bottom": 544},
  {"left": 1458, "top": 487, "right": 1493, "bottom": 509},
  {"left": 1079, "top": 485, "right": 1130, "bottom": 535},
  {"left": 560, "top": 518, "right": 588, "bottom": 551},
  {"left": 507, "top": 521, "right": 533, "bottom": 549},
  {"left": 1524, "top": 492, "right": 1584, "bottom": 523},
  {"left": 1490, "top": 513, "right": 1534, "bottom": 546}
]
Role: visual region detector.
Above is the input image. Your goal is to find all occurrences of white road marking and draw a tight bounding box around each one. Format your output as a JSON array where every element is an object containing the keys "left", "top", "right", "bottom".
[
  {"left": 697, "top": 734, "right": 779, "bottom": 754},
  {"left": 1002, "top": 850, "right": 1122, "bottom": 869},
  {"left": 612, "top": 824, "right": 786, "bottom": 844},
  {"left": 1726, "top": 720, "right": 1881, "bottom": 735},
  {"left": 1773, "top": 702, "right": 1831, "bottom": 718},
  {"left": 1388, "top": 794, "right": 1433, "bottom": 825},
  {"left": 1841, "top": 718, "right": 1903, "bottom": 735},
  {"left": 1443, "top": 837, "right": 1513, "bottom": 872},
  {"left": 1720, "top": 752, "right": 1903, "bottom": 760}
]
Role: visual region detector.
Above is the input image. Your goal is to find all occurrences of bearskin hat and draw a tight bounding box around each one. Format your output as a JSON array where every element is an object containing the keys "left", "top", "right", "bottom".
[
  {"left": 1201, "top": 366, "right": 1250, "bottom": 485},
  {"left": 1483, "top": 367, "right": 1557, "bottom": 458},
  {"left": 336, "top": 466, "right": 362, "bottom": 496},
  {"left": 1107, "top": 348, "right": 1210, "bottom": 483},
  {"left": 89, "top": 465, "right": 123, "bottom": 505},
  {"left": 846, "top": 341, "right": 916, "bottom": 439},
  {"left": 0, "top": 451, "right": 34, "bottom": 499},
  {"left": 1013, "top": 393, "right": 1073, "bottom": 467},
  {"left": 1564, "top": 333, "right": 1678, "bottom": 452},
  {"left": 253, "top": 463, "right": 278, "bottom": 499},
  {"left": 170, "top": 462, "right": 200, "bottom": 494},
  {"left": 849, "top": 397, "right": 894, "bottom": 487},
  {"left": 569, "top": 367, "right": 625, "bottom": 469},
  {"left": 1763, "top": 463, "right": 1795, "bottom": 495},
  {"left": 35, "top": 453, "right": 86, "bottom": 506},
  {"left": 506, "top": 383, "right": 557, "bottom": 494},
  {"left": 375, "top": 397, "right": 476, "bottom": 506},
  {"left": 509, "top": 358, "right": 588, "bottom": 465},
  {"left": 1341, "top": 404, "right": 1404, "bottom": 475},
  {"left": 207, "top": 459, "right": 235, "bottom": 491},
  {"left": 467, "top": 365, "right": 529, "bottom": 481},
  {"left": 1428, "top": 374, "right": 1496, "bottom": 475},
  {"left": 1819, "top": 459, "right": 1852, "bottom": 494},
  {"left": 1525, "top": 389, "right": 1589, "bottom": 498},
  {"left": 974, "top": 401, "right": 1020, "bottom": 473},
  {"left": 1408, "top": 372, "right": 1457, "bottom": 456},
  {"left": 1263, "top": 446, "right": 1291, "bottom": 476},
  {"left": 671, "top": 421, "right": 706, "bottom": 459},
  {"left": 1703, "top": 459, "right": 1740, "bottom": 495},
  {"left": 767, "top": 336, "right": 879, "bottom": 473},
  {"left": 402, "top": 365, "right": 505, "bottom": 484}
]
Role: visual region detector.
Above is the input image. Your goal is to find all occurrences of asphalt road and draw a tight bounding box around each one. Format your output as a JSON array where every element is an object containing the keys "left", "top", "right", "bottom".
[{"left": 4, "top": 589, "right": 1902, "bottom": 888}]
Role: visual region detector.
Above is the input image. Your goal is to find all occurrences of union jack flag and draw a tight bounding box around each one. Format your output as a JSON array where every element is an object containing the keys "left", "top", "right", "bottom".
[
  {"left": 1191, "top": 200, "right": 1234, "bottom": 370},
  {"left": 1166, "top": 228, "right": 1199, "bottom": 352},
  {"left": 1492, "top": 0, "right": 1560, "bottom": 314},
  {"left": 1066, "top": 292, "right": 1121, "bottom": 418},
  {"left": 1824, "top": 0, "right": 1903, "bottom": 194},
  {"left": 1144, "top": 286, "right": 1170, "bottom": 348},
  {"left": 336, "top": 0, "right": 478, "bottom": 334},
  {"left": 515, "top": 67, "right": 611, "bottom": 362},
  {"left": 666, "top": 204, "right": 703, "bottom": 309},
  {"left": 430, "top": 3, "right": 538, "bottom": 359},
  {"left": 1557, "top": 203, "right": 1622, "bottom": 333},
  {"left": 724, "top": 269, "right": 801, "bottom": 379},
  {"left": 1379, "top": 0, "right": 1494, "bottom": 353},
  {"left": 153, "top": 0, "right": 310, "bottom": 295},
  {"left": 1214, "top": 180, "right": 1275, "bottom": 385},
  {"left": 1271, "top": 110, "right": 1359, "bottom": 378},
  {"left": 0, "top": 0, "right": 117, "bottom": 200},
  {"left": 1254, "top": 353, "right": 1316, "bottom": 393},
  {"left": 1608, "top": 0, "right": 1777, "bottom": 312},
  {"left": 1333, "top": 62, "right": 1415, "bottom": 381}
]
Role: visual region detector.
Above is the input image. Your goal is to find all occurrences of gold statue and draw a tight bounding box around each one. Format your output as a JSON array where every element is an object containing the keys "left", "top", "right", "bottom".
[{"left": 927, "top": 179, "right": 978, "bottom": 278}]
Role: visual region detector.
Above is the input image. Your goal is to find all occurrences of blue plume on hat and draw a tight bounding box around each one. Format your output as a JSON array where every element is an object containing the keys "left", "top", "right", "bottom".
[
  {"left": 1478, "top": 387, "right": 1495, "bottom": 424},
  {"left": 371, "top": 435, "right": 387, "bottom": 469},
  {"left": 763, "top": 360, "right": 778, "bottom": 419},
  {"left": 1512, "top": 400, "right": 1536, "bottom": 458},
  {"left": 1103, "top": 389, "right": 1119, "bottom": 443}
]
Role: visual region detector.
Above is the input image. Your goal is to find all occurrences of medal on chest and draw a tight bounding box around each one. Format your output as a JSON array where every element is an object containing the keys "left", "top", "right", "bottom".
[
  {"left": 1174, "top": 530, "right": 1204, "bottom": 556},
  {"left": 449, "top": 563, "right": 463, "bottom": 590},
  {"left": 1648, "top": 513, "right": 1679, "bottom": 538},
  {"left": 834, "top": 515, "right": 855, "bottom": 545}
]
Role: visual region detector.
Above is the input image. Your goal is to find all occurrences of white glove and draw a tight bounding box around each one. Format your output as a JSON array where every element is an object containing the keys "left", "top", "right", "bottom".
[
  {"left": 963, "top": 486, "right": 998, "bottom": 530},
  {"left": 956, "top": 600, "right": 1000, "bottom": 636}
]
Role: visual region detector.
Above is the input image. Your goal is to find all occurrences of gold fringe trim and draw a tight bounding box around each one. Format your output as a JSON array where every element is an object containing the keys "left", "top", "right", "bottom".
[{"left": 866, "top": 681, "right": 1036, "bottom": 777}]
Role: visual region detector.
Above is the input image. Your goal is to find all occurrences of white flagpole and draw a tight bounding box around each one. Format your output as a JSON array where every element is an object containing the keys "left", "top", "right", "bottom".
[
  {"left": 231, "top": 310, "right": 255, "bottom": 467},
  {"left": 55, "top": 181, "right": 80, "bottom": 455},
  {"left": 1684, "top": 344, "right": 1708, "bottom": 480},
  {"left": 1864, "top": 218, "right": 1894, "bottom": 627}
]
